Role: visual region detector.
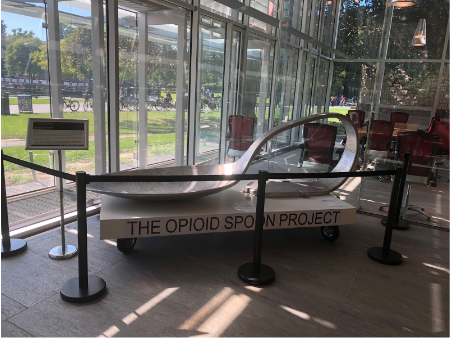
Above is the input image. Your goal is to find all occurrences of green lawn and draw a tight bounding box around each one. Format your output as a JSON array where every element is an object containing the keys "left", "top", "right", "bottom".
[
  {"left": 1, "top": 109, "right": 222, "bottom": 139},
  {"left": 2, "top": 133, "right": 184, "bottom": 186}
]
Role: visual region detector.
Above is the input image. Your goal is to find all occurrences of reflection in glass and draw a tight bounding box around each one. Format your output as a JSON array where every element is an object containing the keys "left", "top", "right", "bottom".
[
  {"left": 388, "top": 1, "right": 448, "bottom": 59},
  {"left": 272, "top": 45, "right": 298, "bottom": 148},
  {"left": 195, "top": 16, "right": 226, "bottom": 165},
  {"left": 118, "top": 7, "right": 139, "bottom": 170},
  {"left": 146, "top": 12, "right": 191, "bottom": 167},
  {"left": 200, "top": 0, "right": 242, "bottom": 21},
  {"left": 243, "top": 35, "right": 275, "bottom": 140},
  {"left": 1, "top": 0, "right": 51, "bottom": 195},
  {"left": 336, "top": 0, "right": 385, "bottom": 59}
]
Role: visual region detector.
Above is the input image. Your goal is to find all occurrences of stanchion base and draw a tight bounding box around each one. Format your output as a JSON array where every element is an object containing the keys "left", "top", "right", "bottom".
[
  {"left": 49, "top": 245, "right": 78, "bottom": 260},
  {"left": 1, "top": 239, "right": 27, "bottom": 257},
  {"left": 237, "top": 262, "right": 275, "bottom": 286},
  {"left": 381, "top": 217, "right": 410, "bottom": 230},
  {"left": 60, "top": 275, "right": 106, "bottom": 303},
  {"left": 367, "top": 247, "right": 403, "bottom": 265}
]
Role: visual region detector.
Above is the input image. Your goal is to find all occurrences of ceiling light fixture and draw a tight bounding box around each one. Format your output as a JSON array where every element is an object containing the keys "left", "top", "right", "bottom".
[
  {"left": 411, "top": 19, "right": 426, "bottom": 46},
  {"left": 391, "top": 0, "right": 415, "bottom": 7}
]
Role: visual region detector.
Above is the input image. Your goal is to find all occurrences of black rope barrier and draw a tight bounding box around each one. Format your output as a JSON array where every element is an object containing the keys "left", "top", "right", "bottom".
[
  {"left": 60, "top": 172, "right": 106, "bottom": 303},
  {"left": 1, "top": 151, "right": 27, "bottom": 257},
  {"left": 1, "top": 151, "right": 408, "bottom": 296},
  {"left": 2, "top": 153, "right": 76, "bottom": 182},
  {"left": 381, "top": 153, "right": 411, "bottom": 230},
  {"left": 367, "top": 165, "right": 404, "bottom": 265},
  {"left": 87, "top": 169, "right": 397, "bottom": 183},
  {"left": 237, "top": 170, "right": 275, "bottom": 285}
]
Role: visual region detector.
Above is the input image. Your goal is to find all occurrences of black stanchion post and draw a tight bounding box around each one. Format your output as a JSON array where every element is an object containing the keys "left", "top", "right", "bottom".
[
  {"left": 60, "top": 171, "right": 106, "bottom": 302},
  {"left": 1, "top": 150, "right": 27, "bottom": 257},
  {"left": 238, "top": 170, "right": 275, "bottom": 285},
  {"left": 381, "top": 153, "right": 410, "bottom": 230},
  {"left": 368, "top": 166, "right": 404, "bottom": 265}
]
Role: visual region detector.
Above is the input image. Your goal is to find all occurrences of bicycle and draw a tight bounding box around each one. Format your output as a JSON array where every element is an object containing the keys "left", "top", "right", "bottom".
[
  {"left": 83, "top": 96, "right": 93, "bottom": 112},
  {"left": 63, "top": 97, "right": 79, "bottom": 112}
]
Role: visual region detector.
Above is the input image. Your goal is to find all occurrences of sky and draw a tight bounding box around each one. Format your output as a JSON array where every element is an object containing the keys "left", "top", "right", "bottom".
[{"left": 2, "top": 2, "right": 91, "bottom": 41}]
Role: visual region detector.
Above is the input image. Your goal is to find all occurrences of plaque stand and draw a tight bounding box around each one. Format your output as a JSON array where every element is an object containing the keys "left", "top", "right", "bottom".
[{"left": 49, "top": 150, "right": 78, "bottom": 260}]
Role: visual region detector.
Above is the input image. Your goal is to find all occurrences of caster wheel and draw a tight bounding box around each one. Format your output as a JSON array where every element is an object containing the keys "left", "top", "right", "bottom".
[
  {"left": 117, "top": 238, "right": 137, "bottom": 253},
  {"left": 320, "top": 226, "right": 340, "bottom": 242}
]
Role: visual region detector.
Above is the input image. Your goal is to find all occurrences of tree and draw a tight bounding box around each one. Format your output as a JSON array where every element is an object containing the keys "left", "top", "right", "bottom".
[
  {"left": 4, "top": 33, "right": 43, "bottom": 77},
  {"left": 60, "top": 27, "right": 92, "bottom": 81}
]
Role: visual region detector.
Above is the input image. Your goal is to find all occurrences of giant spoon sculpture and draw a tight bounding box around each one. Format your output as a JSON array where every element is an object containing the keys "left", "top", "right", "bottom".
[{"left": 87, "top": 113, "right": 359, "bottom": 200}]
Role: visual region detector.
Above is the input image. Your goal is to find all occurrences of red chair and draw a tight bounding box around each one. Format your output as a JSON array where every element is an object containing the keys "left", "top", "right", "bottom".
[
  {"left": 298, "top": 123, "right": 337, "bottom": 172},
  {"left": 390, "top": 131, "right": 439, "bottom": 221},
  {"left": 367, "top": 120, "right": 394, "bottom": 172},
  {"left": 428, "top": 118, "right": 449, "bottom": 155},
  {"left": 339, "top": 110, "right": 366, "bottom": 162},
  {"left": 390, "top": 112, "right": 409, "bottom": 124},
  {"left": 226, "top": 115, "right": 255, "bottom": 160},
  {"left": 348, "top": 110, "right": 366, "bottom": 128}
]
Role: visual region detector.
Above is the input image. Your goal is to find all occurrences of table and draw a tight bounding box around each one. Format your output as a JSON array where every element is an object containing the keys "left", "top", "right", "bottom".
[
  {"left": 100, "top": 180, "right": 356, "bottom": 240},
  {"left": 357, "top": 123, "right": 420, "bottom": 141}
]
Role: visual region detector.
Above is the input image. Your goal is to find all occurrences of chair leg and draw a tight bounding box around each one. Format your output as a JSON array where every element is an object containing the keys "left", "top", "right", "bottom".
[
  {"left": 407, "top": 206, "right": 432, "bottom": 221},
  {"left": 399, "top": 183, "right": 411, "bottom": 219}
]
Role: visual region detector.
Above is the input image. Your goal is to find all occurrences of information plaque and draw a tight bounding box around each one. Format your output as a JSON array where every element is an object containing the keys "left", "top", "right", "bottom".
[{"left": 26, "top": 118, "right": 89, "bottom": 150}]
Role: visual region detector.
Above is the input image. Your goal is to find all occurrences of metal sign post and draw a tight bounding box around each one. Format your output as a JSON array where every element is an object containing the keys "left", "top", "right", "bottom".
[
  {"left": 48, "top": 149, "right": 78, "bottom": 260},
  {"left": 25, "top": 117, "right": 89, "bottom": 260}
]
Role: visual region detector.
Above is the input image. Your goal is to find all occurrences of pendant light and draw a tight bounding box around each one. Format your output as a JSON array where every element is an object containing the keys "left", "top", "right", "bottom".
[
  {"left": 391, "top": 0, "right": 415, "bottom": 7},
  {"left": 411, "top": 19, "right": 426, "bottom": 47}
]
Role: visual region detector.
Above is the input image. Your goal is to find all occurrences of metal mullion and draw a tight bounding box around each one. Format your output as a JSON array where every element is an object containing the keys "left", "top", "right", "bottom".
[
  {"left": 371, "top": 5, "right": 394, "bottom": 119},
  {"left": 311, "top": 0, "right": 326, "bottom": 116},
  {"left": 237, "top": 0, "right": 250, "bottom": 118},
  {"left": 219, "top": 23, "right": 234, "bottom": 164},
  {"left": 292, "top": 49, "right": 306, "bottom": 143},
  {"left": 91, "top": 0, "right": 106, "bottom": 174},
  {"left": 106, "top": 0, "right": 120, "bottom": 172},
  {"left": 175, "top": 15, "right": 188, "bottom": 166},
  {"left": 47, "top": 0, "right": 65, "bottom": 188},
  {"left": 236, "top": 25, "right": 249, "bottom": 116},
  {"left": 431, "top": 19, "right": 450, "bottom": 119},
  {"left": 324, "top": 60, "right": 333, "bottom": 115},
  {"left": 138, "top": 13, "right": 148, "bottom": 169},
  {"left": 188, "top": 0, "right": 200, "bottom": 165},
  {"left": 247, "top": 28, "right": 278, "bottom": 41},
  {"left": 289, "top": 48, "right": 301, "bottom": 145},
  {"left": 198, "top": 8, "right": 246, "bottom": 28}
]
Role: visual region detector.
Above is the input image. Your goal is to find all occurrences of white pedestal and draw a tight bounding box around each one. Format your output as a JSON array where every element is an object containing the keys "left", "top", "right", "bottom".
[{"left": 100, "top": 181, "right": 356, "bottom": 240}]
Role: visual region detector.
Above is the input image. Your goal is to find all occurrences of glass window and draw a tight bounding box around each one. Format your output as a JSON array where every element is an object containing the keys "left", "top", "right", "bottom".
[
  {"left": 1, "top": 0, "right": 53, "bottom": 196},
  {"left": 436, "top": 63, "right": 449, "bottom": 112},
  {"left": 250, "top": 0, "right": 278, "bottom": 18},
  {"left": 117, "top": 7, "right": 139, "bottom": 170},
  {"left": 200, "top": 0, "right": 242, "bottom": 21},
  {"left": 243, "top": 34, "right": 275, "bottom": 140},
  {"left": 248, "top": 0, "right": 278, "bottom": 35},
  {"left": 336, "top": 0, "right": 385, "bottom": 59},
  {"left": 195, "top": 16, "right": 226, "bottom": 165},
  {"left": 273, "top": 46, "right": 297, "bottom": 127},
  {"left": 314, "top": 58, "right": 330, "bottom": 115},
  {"left": 321, "top": 0, "right": 335, "bottom": 56},
  {"left": 147, "top": 11, "right": 191, "bottom": 167},
  {"left": 387, "top": 1, "right": 449, "bottom": 60},
  {"left": 329, "top": 61, "right": 377, "bottom": 124},
  {"left": 272, "top": 45, "right": 298, "bottom": 148}
]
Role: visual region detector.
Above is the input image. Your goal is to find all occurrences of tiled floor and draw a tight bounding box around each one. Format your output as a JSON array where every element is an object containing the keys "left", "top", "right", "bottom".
[{"left": 2, "top": 212, "right": 449, "bottom": 337}]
